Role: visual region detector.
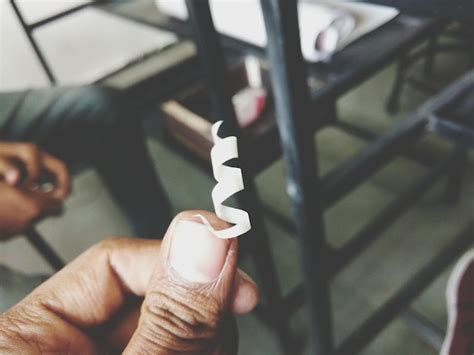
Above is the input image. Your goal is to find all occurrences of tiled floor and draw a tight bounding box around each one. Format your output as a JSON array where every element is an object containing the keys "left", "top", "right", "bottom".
[{"left": 1, "top": 2, "right": 474, "bottom": 354}]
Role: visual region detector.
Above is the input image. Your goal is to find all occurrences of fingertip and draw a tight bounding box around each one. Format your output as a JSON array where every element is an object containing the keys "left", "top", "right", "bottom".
[
  {"left": 231, "top": 270, "right": 259, "bottom": 315},
  {"left": 52, "top": 186, "right": 70, "bottom": 200}
]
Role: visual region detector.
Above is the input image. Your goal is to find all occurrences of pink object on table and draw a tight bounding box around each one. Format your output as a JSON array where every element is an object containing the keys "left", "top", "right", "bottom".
[{"left": 232, "top": 86, "right": 267, "bottom": 128}]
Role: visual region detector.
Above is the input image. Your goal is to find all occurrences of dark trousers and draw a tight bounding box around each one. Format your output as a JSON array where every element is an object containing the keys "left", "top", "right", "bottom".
[{"left": 0, "top": 86, "right": 172, "bottom": 238}]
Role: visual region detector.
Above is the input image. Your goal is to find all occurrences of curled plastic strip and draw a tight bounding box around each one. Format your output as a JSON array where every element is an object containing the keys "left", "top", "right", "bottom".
[{"left": 199, "top": 120, "right": 251, "bottom": 239}]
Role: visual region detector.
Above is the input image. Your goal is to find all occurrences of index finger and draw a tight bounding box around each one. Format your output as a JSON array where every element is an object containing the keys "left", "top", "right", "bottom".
[
  {"left": 30, "top": 237, "right": 160, "bottom": 327},
  {"left": 0, "top": 237, "right": 161, "bottom": 354}
]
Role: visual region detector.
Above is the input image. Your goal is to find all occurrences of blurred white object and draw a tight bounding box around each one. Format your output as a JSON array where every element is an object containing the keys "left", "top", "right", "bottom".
[
  {"left": 233, "top": 86, "right": 267, "bottom": 128},
  {"left": 299, "top": 4, "right": 355, "bottom": 62},
  {"left": 232, "top": 56, "right": 266, "bottom": 128},
  {"left": 245, "top": 56, "right": 262, "bottom": 88},
  {"left": 155, "top": 0, "right": 188, "bottom": 20},
  {"left": 155, "top": 0, "right": 399, "bottom": 63},
  {"left": 34, "top": 8, "right": 177, "bottom": 85}
]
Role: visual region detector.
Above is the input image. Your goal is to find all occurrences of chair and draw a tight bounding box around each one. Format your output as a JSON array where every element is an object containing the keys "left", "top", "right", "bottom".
[
  {"left": 261, "top": 1, "right": 473, "bottom": 353},
  {"left": 387, "top": 21, "right": 474, "bottom": 113},
  {"left": 115, "top": 0, "right": 470, "bottom": 353}
]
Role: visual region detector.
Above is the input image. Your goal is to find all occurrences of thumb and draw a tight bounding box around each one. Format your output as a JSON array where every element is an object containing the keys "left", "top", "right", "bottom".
[{"left": 124, "top": 211, "right": 239, "bottom": 355}]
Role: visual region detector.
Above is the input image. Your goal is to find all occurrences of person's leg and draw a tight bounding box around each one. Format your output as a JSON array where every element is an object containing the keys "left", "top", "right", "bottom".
[{"left": 0, "top": 86, "right": 172, "bottom": 238}]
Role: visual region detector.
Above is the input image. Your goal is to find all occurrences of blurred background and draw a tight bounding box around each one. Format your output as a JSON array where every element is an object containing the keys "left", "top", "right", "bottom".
[{"left": 1, "top": 1, "right": 473, "bottom": 354}]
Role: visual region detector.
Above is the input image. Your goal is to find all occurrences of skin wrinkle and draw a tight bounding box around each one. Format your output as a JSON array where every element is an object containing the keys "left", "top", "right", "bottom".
[
  {"left": 108, "top": 240, "right": 143, "bottom": 296},
  {"left": 155, "top": 281, "right": 221, "bottom": 324},
  {"left": 0, "top": 315, "right": 35, "bottom": 352},
  {"left": 138, "top": 314, "right": 213, "bottom": 353},
  {"left": 143, "top": 287, "right": 221, "bottom": 341},
  {"left": 41, "top": 240, "right": 128, "bottom": 327},
  {"left": 0, "top": 310, "right": 65, "bottom": 354},
  {"left": 0, "top": 243, "right": 130, "bottom": 354},
  {"left": 41, "top": 271, "right": 98, "bottom": 327}
]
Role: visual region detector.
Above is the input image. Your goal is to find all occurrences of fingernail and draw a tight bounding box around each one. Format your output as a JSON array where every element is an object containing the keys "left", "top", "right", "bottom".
[
  {"left": 169, "top": 219, "right": 230, "bottom": 283},
  {"left": 5, "top": 170, "right": 19, "bottom": 185}
]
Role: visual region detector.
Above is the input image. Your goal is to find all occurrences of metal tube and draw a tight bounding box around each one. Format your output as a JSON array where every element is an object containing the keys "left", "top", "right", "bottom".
[
  {"left": 28, "top": 3, "right": 93, "bottom": 30},
  {"left": 24, "top": 228, "right": 65, "bottom": 271},
  {"left": 185, "top": 0, "right": 292, "bottom": 350},
  {"left": 333, "top": 152, "right": 457, "bottom": 273},
  {"left": 320, "top": 115, "right": 427, "bottom": 209},
  {"left": 9, "top": 0, "right": 57, "bottom": 84},
  {"left": 260, "top": 0, "right": 334, "bottom": 353},
  {"left": 335, "top": 223, "right": 474, "bottom": 355}
]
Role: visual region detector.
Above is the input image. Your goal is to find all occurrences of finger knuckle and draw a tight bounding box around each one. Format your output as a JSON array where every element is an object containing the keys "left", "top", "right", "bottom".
[
  {"left": 96, "top": 237, "right": 132, "bottom": 250},
  {"left": 91, "top": 237, "right": 119, "bottom": 255},
  {"left": 89, "top": 237, "right": 134, "bottom": 259},
  {"left": 19, "top": 143, "right": 39, "bottom": 157},
  {"left": 140, "top": 286, "right": 221, "bottom": 351}
]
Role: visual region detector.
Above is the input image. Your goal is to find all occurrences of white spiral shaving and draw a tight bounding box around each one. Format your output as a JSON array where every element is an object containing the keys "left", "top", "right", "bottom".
[{"left": 199, "top": 120, "right": 251, "bottom": 239}]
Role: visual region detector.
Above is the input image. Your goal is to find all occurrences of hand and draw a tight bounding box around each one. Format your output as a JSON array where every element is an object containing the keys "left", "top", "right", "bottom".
[
  {"left": 0, "top": 142, "right": 70, "bottom": 198},
  {"left": 0, "top": 211, "right": 259, "bottom": 354},
  {"left": 0, "top": 182, "right": 63, "bottom": 240}
]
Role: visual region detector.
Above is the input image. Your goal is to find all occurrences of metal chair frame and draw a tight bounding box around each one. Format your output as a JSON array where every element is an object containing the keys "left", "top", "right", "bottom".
[
  {"left": 387, "top": 22, "right": 474, "bottom": 113},
  {"left": 178, "top": 1, "right": 474, "bottom": 354},
  {"left": 262, "top": 1, "right": 473, "bottom": 354}
]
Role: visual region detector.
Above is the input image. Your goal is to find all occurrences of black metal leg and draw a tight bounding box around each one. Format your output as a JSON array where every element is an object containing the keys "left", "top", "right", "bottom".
[
  {"left": 335, "top": 222, "right": 474, "bottom": 355},
  {"left": 24, "top": 228, "right": 65, "bottom": 271},
  {"left": 325, "top": 100, "right": 339, "bottom": 124},
  {"left": 386, "top": 54, "right": 409, "bottom": 114},
  {"left": 237, "top": 182, "right": 296, "bottom": 354},
  {"left": 261, "top": 1, "right": 333, "bottom": 354},
  {"left": 444, "top": 147, "right": 468, "bottom": 203},
  {"left": 424, "top": 34, "right": 438, "bottom": 78},
  {"left": 469, "top": 32, "right": 474, "bottom": 68},
  {"left": 10, "top": 0, "right": 57, "bottom": 84},
  {"left": 184, "top": 1, "right": 293, "bottom": 351}
]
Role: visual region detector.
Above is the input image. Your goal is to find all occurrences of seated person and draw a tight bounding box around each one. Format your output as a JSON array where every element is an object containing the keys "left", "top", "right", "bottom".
[
  {"left": 0, "top": 86, "right": 173, "bottom": 310},
  {"left": 0, "top": 86, "right": 172, "bottom": 237}
]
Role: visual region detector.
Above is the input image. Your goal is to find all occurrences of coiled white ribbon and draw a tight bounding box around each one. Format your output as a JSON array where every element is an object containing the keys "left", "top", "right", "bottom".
[{"left": 198, "top": 120, "right": 251, "bottom": 239}]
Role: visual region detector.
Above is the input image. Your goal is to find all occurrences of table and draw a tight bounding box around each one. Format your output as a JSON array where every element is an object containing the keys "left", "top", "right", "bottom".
[
  {"left": 101, "top": 0, "right": 438, "bottom": 103},
  {"left": 362, "top": 0, "right": 474, "bottom": 23}
]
